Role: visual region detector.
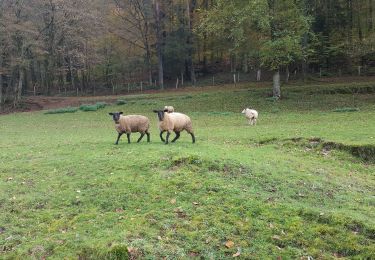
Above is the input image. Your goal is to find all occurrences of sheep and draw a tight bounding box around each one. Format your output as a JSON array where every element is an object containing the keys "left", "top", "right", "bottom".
[
  {"left": 108, "top": 112, "right": 150, "bottom": 144},
  {"left": 153, "top": 109, "right": 195, "bottom": 144},
  {"left": 241, "top": 108, "right": 258, "bottom": 125},
  {"left": 164, "top": 105, "right": 175, "bottom": 113}
]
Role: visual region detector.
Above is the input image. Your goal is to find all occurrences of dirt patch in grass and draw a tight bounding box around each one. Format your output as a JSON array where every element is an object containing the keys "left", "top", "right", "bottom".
[
  {"left": 257, "top": 137, "right": 375, "bottom": 163},
  {"left": 316, "top": 84, "right": 375, "bottom": 95},
  {"left": 163, "top": 155, "right": 252, "bottom": 178},
  {"left": 321, "top": 142, "right": 375, "bottom": 163},
  {"left": 78, "top": 244, "right": 137, "bottom": 260}
]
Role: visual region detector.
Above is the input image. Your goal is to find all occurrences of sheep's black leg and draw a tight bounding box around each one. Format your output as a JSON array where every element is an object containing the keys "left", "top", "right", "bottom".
[
  {"left": 137, "top": 133, "right": 145, "bottom": 143},
  {"left": 115, "top": 133, "right": 123, "bottom": 145},
  {"left": 190, "top": 133, "right": 195, "bottom": 143},
  {"left": 126, "top": 133, "right": 131, "bottom": 143},
  {"left": 165, "top": 132, "right": 171, "bottom": 144},
  {"left": 160, "top": 131, "right": 165, "bottom": 142},
  {"left": 171, "top": 131, "right": 180, "bottom": 143},
  {"left": 146, "top": 132, "right": 150, "bottom": 142}
]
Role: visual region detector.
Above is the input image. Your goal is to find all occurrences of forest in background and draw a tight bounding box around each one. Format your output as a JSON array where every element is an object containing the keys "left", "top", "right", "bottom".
[{"left": 0, "top": 0, "right": 374, "bottom": 109}]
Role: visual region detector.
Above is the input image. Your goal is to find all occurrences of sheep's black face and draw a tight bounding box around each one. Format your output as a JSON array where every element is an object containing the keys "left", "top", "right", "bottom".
[
  {"left": 109, "top": 112, "right": 123, "bottom": 124},
  {"left": 153, "top": 110, "right": 165, "bottom": 121}
]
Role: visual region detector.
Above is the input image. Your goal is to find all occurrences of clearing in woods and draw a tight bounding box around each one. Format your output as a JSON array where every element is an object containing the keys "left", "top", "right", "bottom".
[{"left": 0, "top": 81, "right": 374, "bottom": 259}]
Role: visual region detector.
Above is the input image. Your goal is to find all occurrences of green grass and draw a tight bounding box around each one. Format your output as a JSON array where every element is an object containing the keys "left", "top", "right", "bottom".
[{"left": 1, "top": 81, "right": 375, "bottom": 259}]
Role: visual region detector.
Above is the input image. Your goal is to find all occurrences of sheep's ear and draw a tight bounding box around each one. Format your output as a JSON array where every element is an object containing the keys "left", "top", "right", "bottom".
[
  {"left": 163, "top": 109, "right": 168, "bottom": 112},
  {"left": 109, "top": 113, "right": 114, "bottom": 116},
  {"left": 119, "top": 112, "right": 123, "bottom": 115}
]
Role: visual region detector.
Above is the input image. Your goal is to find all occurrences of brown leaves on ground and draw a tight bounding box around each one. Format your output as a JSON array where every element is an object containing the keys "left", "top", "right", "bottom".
[
  {"left": 173, "top": 207, "right": 187, "bottom": 218},
  {"left": 225, "top": 240, "right": 235, "bottom": 248},
  {"left": 127, "top": 247, "right": 142, "bottom": 260}
]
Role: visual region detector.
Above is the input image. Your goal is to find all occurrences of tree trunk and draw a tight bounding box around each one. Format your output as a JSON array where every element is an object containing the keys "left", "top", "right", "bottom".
[
  {"left": 347, "top": 0, "right": 353, "bottom": 43},
  {"left": 40, "top": 62, "right": 45, "bottom": 93},
  {"left": 154, "top": 0, "right": 164, "bottom": 89},
  {"left": 370, "top": 0, "right": 374, "bottom": 31},
  {"left": 145, "top": 40, "right": 153, "bottom": 85},
  {"left": 45, "top": 59, "right": 51, "bottom": 95},
  {"left": 243, "top": 54, "right": 249, "bottom": 73},
  {"left": 256, "top": 69, "right": 261, "bottom": 81},
  {"left": 273, "top": 70, "right": 281, "bottom": 99},
  {"left": 357, "top": 2, "right": 363, "bottom": 41},
  {"left": 0, "top": 52, "right": 3, "bottom": 110},
  {"left": 285, "top": 66, "right": 290, "bottom": 83},
  {"left": 14, "top": 69, "right": 24, "bottom": 107},
  {"left": 69, "top": 56, "right": 76, "bottom": 96},
  {"left": 186, "top": 0, "right": 196, "bottom": 86},
  {"left": 301, "top": 33, "right": 308, "bottom": 81}
]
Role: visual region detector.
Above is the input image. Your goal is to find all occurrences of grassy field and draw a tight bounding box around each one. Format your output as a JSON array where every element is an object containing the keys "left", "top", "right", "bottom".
[{"left": 1, "top": 81, "right": 375, "bottom": 259}]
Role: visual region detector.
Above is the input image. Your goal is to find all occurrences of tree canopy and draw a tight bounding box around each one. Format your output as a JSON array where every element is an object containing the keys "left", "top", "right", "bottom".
[{"left": 0, "top": 0, "right": 374, "bottom": 108}]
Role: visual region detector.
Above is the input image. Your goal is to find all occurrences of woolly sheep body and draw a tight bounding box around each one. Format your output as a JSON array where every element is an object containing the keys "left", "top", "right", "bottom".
[
  {"left": 164, "top": 105, "right": 175, "bottom": 113},
  {"left": 153, "top": 110, "right": 195, "bottom": 144},
  {"left": 158, "top": 112, "right": 193, "bottom": 132},
  {"left": 109, "top": 112, "right": 150, "bottom": 144},
  {"left": 242, "top": 108, "right": 258, "bottom": 125},
  {"left": 116, "top": 115, "right": 150, "bottom": 133}
]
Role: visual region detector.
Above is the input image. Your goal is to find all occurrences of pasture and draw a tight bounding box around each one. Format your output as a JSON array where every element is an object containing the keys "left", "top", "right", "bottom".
[{"left": 1, "top": 81, "right": 375, "bottom": 259}]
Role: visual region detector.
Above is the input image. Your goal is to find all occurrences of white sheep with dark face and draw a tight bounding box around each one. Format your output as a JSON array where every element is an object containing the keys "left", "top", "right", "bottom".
[
  {"left": 109, "top": 112, "right": 150, "bottom": 144},
  {"left": 153, "top": 109, "right": 195, "bottom": 144},
  {"left": 241, "top": 108, "right": 258, "bottom": 125}
]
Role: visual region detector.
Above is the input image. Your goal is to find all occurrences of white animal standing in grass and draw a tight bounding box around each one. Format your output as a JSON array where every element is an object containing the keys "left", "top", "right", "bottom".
[
  {"left": 109, "top": 112, "right": 150, "bottom": 144},
  {"left": 164, "top": 105, "right": 175, "bottom": 113},
  {"left": 153, "top": 108, "right": 195, "bottom": 144},
  {"left": 242, "top": 108, "right": 258, "bottom": 125}
]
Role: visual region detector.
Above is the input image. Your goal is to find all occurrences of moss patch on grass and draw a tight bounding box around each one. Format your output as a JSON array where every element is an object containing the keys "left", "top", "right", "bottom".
[
  {"left": 116, "top": 99, "right": 127, "bottom": 105},
  {"left": 333, "top": 107, "right": 360, "bottom": 112},
  {"left": 79, "top": 102, "right": 109, "bottom": 112},
  {"left": 44, "top": 107, "right": 79, "bottom": 114}
]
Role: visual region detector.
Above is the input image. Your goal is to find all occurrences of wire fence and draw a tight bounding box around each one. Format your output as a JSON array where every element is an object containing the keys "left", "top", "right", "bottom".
[{"left": 24, "top": 66, "right": 375, "bottom": 97}]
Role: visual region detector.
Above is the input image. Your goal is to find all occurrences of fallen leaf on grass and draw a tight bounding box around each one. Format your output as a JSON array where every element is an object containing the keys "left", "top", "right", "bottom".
[
  {"left": 272, "top": 235, "right": 281, "bottom": 241},
  {"left": 192, "top": 202, "right": 199, "bottom": 205},
  {"left": 174, "top": 207, "right": 183, "bottom": 213},
  {"left": 127, "top": 247, "right": 141, "bottom": 258},
  {"left": 189, "top": 252, "right": 199, "bottom": 257},
  {"left": 170, "top": 198, "right": 176, "bottom": 204},
  {"left": 233, "top": 248, "right": 241, "bottom": 257},
  {"left": 225, "top": 240, "right": 235, "bottom": 248}
]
